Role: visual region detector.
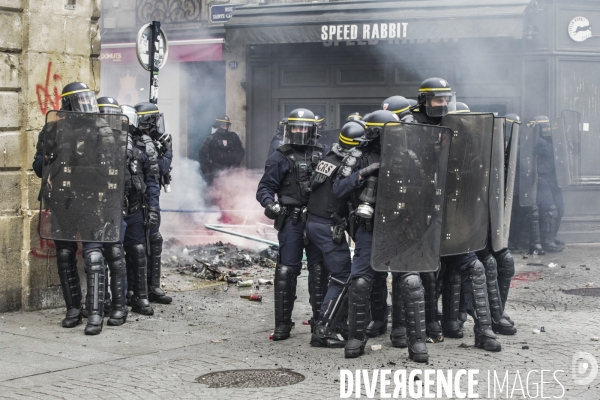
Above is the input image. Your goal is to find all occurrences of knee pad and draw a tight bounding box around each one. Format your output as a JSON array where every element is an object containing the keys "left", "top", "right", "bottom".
[
  {"left": 495, "top": 250, "right": 515, "bottom": 279},
  {"left": 528, "top": 206, "right": 539, "bottom": 222},
  {"left": 402, "top": 273, "right": 423, "bottom": 292},
  {"left": 104, "top": 244, "right": 125, "bottom": 262},
  {"left": 465, "top": 259, "right": 485, "bottom": 285},
  {"left": 56, "top": 247, "right": 75, "bottom": 268},
  {"left": 126, "top": 243, "right": 147, "bottom": 267},
  {"left": 349, "top": 277, "right": 372, "bottom": 302},
  {"left": 83, "top": 249, "right": 104, "bottom": 273},
  {"left": 481, "top": 254, "right": 498, "bottom": 281},
  {"left": 548, "top": 205, "right": 558, "bottom": 219},
  {"left": 149, "top": 231, "right": 163, "bottom": 246}
]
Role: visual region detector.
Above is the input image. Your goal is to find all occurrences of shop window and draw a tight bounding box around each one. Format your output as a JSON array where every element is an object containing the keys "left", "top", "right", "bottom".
[
  {"left": 338, "top": 68, "right": 386, "bottom": 85},
  {"left": 281, "top": 68, "right": 329, "bottom": 86}
]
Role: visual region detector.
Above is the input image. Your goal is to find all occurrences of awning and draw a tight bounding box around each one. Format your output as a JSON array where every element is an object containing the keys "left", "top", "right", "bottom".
[
  {"left": 226, "top": 0, "right": 532, "bottom": 45},
  {"left": 100, "top": 39, "right": 224, "bottom": 65}
]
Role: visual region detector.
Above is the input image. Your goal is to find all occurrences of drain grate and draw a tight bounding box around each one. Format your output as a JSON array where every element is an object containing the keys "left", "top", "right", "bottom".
[
  {"left": 196, "top": 368, "right": 305, "bottom": 388},
  {"left": 563, "top": 288, "right": 600, "bottom": 297}
]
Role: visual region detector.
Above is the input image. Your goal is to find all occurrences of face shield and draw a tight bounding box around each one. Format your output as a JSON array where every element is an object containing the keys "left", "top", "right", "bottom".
[
  {"left": 138, "top": 112, "right": 165, "bottom": 135},
  {"left": 70, "top": 91, "right": 99, "bottom": 113},
  {"left": 284, "top": 121, "right": 315, "bottom": 145},
  {"left": 99, "top": 105, "right": 121, "bottom": 115},
  {"left": 425, "top": 92, "right": 456, "bottom": 118},
  {"left": 120, "top": 105, "right": 138, "bottom": 127}
]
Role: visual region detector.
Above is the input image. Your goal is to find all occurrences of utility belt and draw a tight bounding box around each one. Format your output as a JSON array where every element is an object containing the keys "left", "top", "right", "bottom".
[
  {"left": 274, "top": 205, "right": 306, "bottom": 231},
  {"left": 347, "top": 202, "right": 373, "bottom": 240},
  {"left": 123, "top": 197, "right": 142, "bottom": 215}
]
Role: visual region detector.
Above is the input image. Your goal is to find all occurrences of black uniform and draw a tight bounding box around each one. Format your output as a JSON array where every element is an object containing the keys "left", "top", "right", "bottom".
[
  {"left": 199, "top": 130, "right": 245, "bottom": 183},
  {"left": 537, "top": 136, "right": 565, "bottom": 250}
]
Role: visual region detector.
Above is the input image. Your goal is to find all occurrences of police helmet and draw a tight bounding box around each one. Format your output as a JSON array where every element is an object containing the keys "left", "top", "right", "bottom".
[
  {"left": 504, "top": 113, "right": 521, "bottom": 146},
  {"left": 528, "top": 115, "right": 551, "bottom": 137},
  {"left": 346, "top": 112, "right": 363, "bottom": 122},
  {"left": 134, "top": 102, "right": 165, "bottom": 136},
  {"left": 338, "top": 120, "right": 368, "bottom": 149},
  {"left": 285, "top": 108, "right": 317, "bottom": 146},
  {"left": 97, "top": 96, "right": 121, "bottom": 114},
  {"left": 61, "top": 82, "right": 98, "bottom": 113},
  {"left": 450, "top": 102, "right": 470, "bottom": 114},
  {"left": 120, "top": 105, "right": 138, "bottom": 127},
  {"left": 363, "top": 110, "right": 400, "bottom": 141},
  {"left": 504, "top": 113, "right": 521, "bottom": 125},
  {"left": 314, "top": 113, "right": 326, "bottom": 130},
  {"left": 213, "top": 115, "right": 231, "bottom": 133},
  {"left": 417, "top": 77, "right": 456, "bottom": 118},
  {"left": 381, "top": 96, "right": 412, "bottom": 119}
]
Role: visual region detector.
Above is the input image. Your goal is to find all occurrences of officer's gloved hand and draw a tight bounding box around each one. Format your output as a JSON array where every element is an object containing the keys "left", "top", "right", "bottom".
[
  {"left": 359, "top": 162, "right": 380, "bottom": 179},
  {"left": 264, "top": 201, "right": 281, "bottom": 220},
  {"left": 146, "top": 208, "right": 160, "bottom": 231},
  {"left": 159, "top": 133, "right": 172, "bottom": 152}
]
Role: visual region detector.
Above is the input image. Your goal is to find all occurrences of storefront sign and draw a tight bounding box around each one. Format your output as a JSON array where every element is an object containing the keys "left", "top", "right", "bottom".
[
  {"left": 568, "top": 16, "right": 592, "bottom": 42},
  {"left": 210, "top": 4, "right": 241, "bottom": 23},
  {"left": 320, "top": 23, "right": 408, "bottom": 41}
]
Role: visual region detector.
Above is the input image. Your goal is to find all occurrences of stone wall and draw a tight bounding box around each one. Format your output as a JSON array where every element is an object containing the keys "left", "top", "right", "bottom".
[{"left": 0, "top": 0, "right": 101, "bottom": 312}]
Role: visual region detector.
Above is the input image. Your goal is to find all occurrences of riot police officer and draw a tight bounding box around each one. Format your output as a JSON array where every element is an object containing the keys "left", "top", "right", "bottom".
[
  {"left": 306, "top": 122, "right": 369, "bottom": 348},
  {"left": 532, "top": 116, "right": 564, "bottom": 252},
  {"left": 33, "top": 83, "right": 129, "bottom": 335},
  {"left": 256, "top": 108, "right": 324, "bottom": 341},
  {"left": 133, "top": 102, "right": 173, "bottom": 304},
  {"left": 414, "top": 77, "right": 502, "bottom": 352},
  {"left": 267, "top": 118, "right": 287, "bottom": 158},
  {"left": 199, "top": 115, "right": 245, "bottom": 184},
  {"left": 366, "top": 96, "right": 416, "bottom": 339},
  {"left": 314, "top": 113, "right": 326, "bottom": 131}
]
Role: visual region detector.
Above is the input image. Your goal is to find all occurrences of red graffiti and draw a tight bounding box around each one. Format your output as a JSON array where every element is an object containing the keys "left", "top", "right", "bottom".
[
  {"left": 35, "top": 62, "right": 62, "bottom": 115},
  {"left": 30, "top": 211, "right": 81, "bottom": 259},
  {"left": 510, "top": 271, "right": 541, "bottom": 288}
]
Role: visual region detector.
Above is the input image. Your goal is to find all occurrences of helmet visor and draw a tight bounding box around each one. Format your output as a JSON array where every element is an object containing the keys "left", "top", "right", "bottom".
[
  {"left": 138, "top": 112, "right": 165, "bottom": 134},
  {"left": 71, "top": 91, "right": 99, "bottom": 113},
  {"left": 425, "top": 92, "right": 456, "bottom": 118},
  {"left": 120, "top": 105, "right": 138, "bottom": 127},
  {"left": 284, "top": 121, "right": 314, "bottom": 145},
  {"left": 99, "top": 105, "right": 121, "bottom": 114}
]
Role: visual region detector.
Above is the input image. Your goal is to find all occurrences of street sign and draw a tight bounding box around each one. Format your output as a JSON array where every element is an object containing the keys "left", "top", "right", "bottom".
[
  {"left": 135, "top": 23, "right": 169, "bottom": 72},
  {"left": 210, "top": 4, "right": 241, "bottom": 24}
]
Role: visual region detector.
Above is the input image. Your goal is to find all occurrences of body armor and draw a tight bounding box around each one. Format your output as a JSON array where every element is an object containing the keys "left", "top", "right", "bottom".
[
  {"left": 276, "top": 144, "right": 323, "bottom": 207},
  {"left": 307, "top": 151, "right": 347, "bottom": 218}
]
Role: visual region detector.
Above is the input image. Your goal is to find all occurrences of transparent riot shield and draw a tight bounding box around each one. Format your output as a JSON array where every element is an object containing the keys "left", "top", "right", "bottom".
[
  {"left": 561, "top": 110, "right": 582, "bottom": 185},
  {"left": 440, "top": 113, "right": 494, "bottom": 256},
  {"left": 518, "top": 125, "right": 538, "bottom": 207},
  {"left": 502, "top": 122, "right": 520, "bottom": 249},
  {"left": 550, "top": 118, "right": 571, "bottom": 188},
  {"left": 489, "top": 117, "right": 506, "bottom": 252},
  {"left": 39, "top": 110, "right": 128, "bottom": 242},
  {"left": 371, "top": 122, "right": 451, "bottom": 273}
]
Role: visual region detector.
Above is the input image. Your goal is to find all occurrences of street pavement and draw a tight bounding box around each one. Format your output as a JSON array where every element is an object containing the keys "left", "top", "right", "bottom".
[{"left": 0, "top": 244, "right": 599, "bottom": 399}]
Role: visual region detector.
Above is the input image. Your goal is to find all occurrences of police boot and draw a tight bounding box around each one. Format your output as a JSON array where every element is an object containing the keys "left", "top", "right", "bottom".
[
  {"left": 367, "top": 272, "right": 389, "bottom": 338},
  {"left": 345, "top": 277, "right": 372, "bottom": 358},
  {"left": 273, "top": 264, "right": 297, "bottom": 341},
  {"left": 105, "top": 244, "right": 128, "bottom": 327},
  {"left": 481, "top": 254, "right": 516, "bottom": 335},
  {"left": 541, "top": 234, "right": 562, "bottom": 253},
  {"left": 310, "top": 286, "right": 347, "bottom": 348},
  {"left": 462, "top": 260, "right": 501, "bottom": 352},
  {"left": 401, "top": 274, "right": 429, "bottom": 363},
  {"left": 56, "top": 248, "right": 82, "bottom": 328},
  {"left": 389, "top": 274, "right": 407, "bottom": 348},
  {"left": 307, "top": 262, "right": 328, "bottom": 333},
  {"left": 148, "top": 232, "right": 172, "bottom": 304},
  {"left": 127, "top": 244, "right": 154, "bottom": 316},
  {"left": 541, "top": 207, "right": 563, "bottom": 252},
  {"left": 83, "top": 249, "right": 105, "bottom": 335},
  {"left": 421, "top": 272, "right": 443, "bottom": 343},
  {"left": 495, "top": 250, "right": 515, "bottom": 326},
  {"left": 441, "top": 268, "right": 463, "bottom": 338},
  {"left": 528, "top": 207, "right": 545, "bottom": 255}
]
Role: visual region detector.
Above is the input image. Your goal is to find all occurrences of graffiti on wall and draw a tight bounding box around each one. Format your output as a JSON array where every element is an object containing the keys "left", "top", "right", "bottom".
[{"left": 35, "top": 62, "right": 62, "bottom": 115}]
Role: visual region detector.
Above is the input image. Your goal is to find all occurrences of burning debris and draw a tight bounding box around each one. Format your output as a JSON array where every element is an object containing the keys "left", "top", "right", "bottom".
[{"left": 162, "top": 238, "right": 279, "bottom": 282}]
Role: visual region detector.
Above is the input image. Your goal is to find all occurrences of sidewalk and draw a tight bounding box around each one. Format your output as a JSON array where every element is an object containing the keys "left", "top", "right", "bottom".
[{"left": 0, "top": 245, "right": 599, "bottom": 399}]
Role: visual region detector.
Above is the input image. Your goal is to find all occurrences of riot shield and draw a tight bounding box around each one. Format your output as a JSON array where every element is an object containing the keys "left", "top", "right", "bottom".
[
  {"left": 502, "top": 122, "right": 520, "bottom": 248},
  {"left": 39, "top": 110, "right": 128, "bottom": 242},
  {"left": 489, "top": 117, "right": 506, "bottom": 252},
  {"left": 440, "top": 113, "right": 494, "bottom": 256},
  {"left": 561, "top": 110, "right": 582, "bottom": 185},
  {"left": 371, "top": 122, "right": 451, "bottom": 273},
  {"left": 550, "top": 118, "right": 571, "bottom": 188},
  {"left": 518, "top": 125, "right": 538, "bottom": 207}
]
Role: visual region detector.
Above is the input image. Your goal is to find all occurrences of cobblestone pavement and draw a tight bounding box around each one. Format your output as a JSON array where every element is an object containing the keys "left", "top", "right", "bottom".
[{"left": 1, "top": 244, "right": 600, "bottom": 399}]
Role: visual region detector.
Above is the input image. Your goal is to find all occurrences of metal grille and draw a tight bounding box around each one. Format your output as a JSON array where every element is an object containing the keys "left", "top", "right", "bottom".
[
  {"left": 137, "top": 0, "right": 202, "bottom": 24},
  {"left": 563, "top": 288, "right": 600, "bottom": 297},
  {"left": 196, "top": 369, "right": 305, "bottom": 388}
]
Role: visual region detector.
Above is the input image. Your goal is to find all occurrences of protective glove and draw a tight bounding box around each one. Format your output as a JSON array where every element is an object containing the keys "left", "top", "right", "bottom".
[
  {"left": 264, "top": 201, "right": 281, "bottom": 220},
  {"left": 146, "top": 208, "right": 160, "bottom": 231},
  {"left": 358, "top": 162, "right": 380, "bottom": 179},
  {"left": 159, "top": 133, "right": 172, "bottom": 152}
]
